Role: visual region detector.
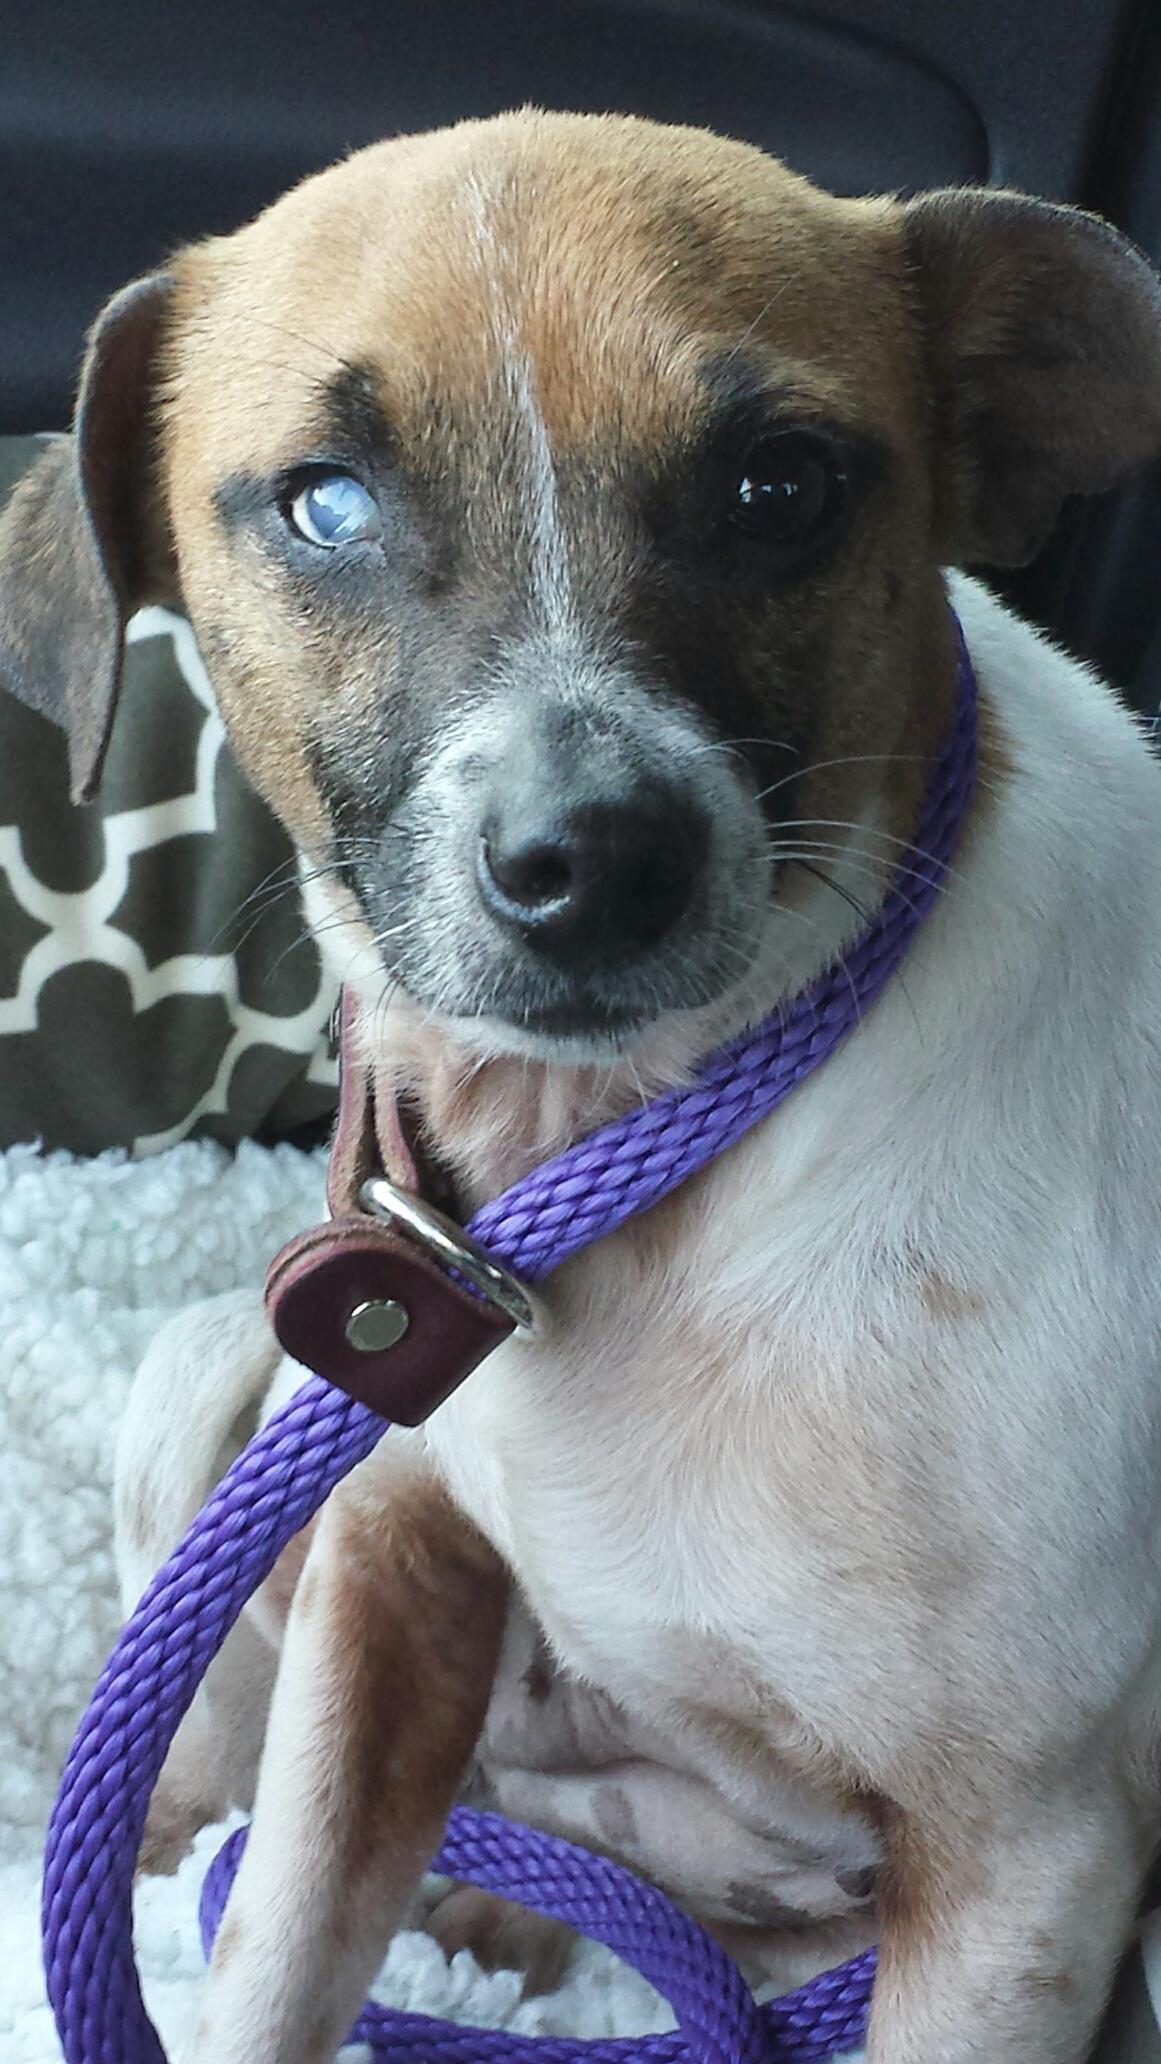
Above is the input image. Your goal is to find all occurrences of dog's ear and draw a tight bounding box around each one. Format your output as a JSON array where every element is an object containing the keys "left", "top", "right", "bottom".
[
  {"left": 902, "top": 189, "right": 1161, "bottom": 569},
  {"left": 0, "top": 272, "right": 175, "bottom": 800}
]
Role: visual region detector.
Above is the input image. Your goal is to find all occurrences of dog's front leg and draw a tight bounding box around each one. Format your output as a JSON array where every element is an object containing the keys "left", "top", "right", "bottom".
[
  {"left": 870, "top": 1773, "right": 1146, "bottom": 2064},
  {"left": 190, "top": 1446, "right": 509, "bottom": 2064}
]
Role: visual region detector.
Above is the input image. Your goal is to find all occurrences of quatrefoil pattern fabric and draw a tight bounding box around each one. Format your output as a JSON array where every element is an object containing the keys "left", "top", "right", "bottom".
[{"left": 0, "top": 439, "right": 338, "bottom": 1154}]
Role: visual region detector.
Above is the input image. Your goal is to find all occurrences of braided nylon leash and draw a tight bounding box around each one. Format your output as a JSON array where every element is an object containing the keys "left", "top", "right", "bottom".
[
  {"left": 199, "top": 1822, "right": 875, "bottom": 2064},
  {"left": 42, "top": 622, "right": 976, "bottom": 2064}
]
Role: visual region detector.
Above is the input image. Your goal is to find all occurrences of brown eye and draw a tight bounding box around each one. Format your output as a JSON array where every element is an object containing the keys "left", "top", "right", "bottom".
[{"left": 729, "top": 432, "right": 847, "bottom": 545}]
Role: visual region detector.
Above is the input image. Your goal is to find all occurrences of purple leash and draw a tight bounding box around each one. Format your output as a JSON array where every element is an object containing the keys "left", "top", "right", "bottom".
[{"left": 41, "top": 626, "right": 977, "bottom": 2064}]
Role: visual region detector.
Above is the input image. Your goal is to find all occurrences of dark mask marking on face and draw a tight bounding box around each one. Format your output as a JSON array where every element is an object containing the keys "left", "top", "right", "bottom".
[{"left": 312, "top": 363, "right": 398, "bottom": 470}]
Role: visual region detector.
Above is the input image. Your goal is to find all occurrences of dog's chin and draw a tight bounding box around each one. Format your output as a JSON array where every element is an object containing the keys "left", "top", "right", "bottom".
[
  {"left": 313, "top": 864, "right": 872, "bottom": 1084},
  {"left": 376, "top": 884, "right": 864, "bottom": 1079},
  {"left": 441, "top": 999, "right": 668, "bottom": 1068},
  {"left": 407, "top": 957, "right": 765, "bottom": 1075}
]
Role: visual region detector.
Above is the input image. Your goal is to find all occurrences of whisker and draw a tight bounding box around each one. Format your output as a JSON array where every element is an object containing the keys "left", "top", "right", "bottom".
[
  {"left": 768, "top": 818, "right": 968, "bottom": 886},
  {"left": 766, "top": 842, "right": 942, "bottom": 910},
  {"left": 757, "top": 753, "right": 999, "bottom": 812},
  {"left": 623, "top": 1051, "right": 651, "bottom": 1110},
  {"left": 771, "top": 900, "right": 863, "bottom": 1026},
  {"left": 795, "top": 859, "right": 874, "bottom": 929},
  {"left": 692, "top": 735, "right": 800, "bottom": 762},
  {"left": 225, "top": 356, "right": 347, "bottom": 395},
  {"left": 754, "top": 751, "right": 943, "bottom": 806},
  {"left": 713, "top": 278, "right": 795, "bottom": 376},
  {"left": 247, "top": 314, "right": 367, "bottom": 381},
  {"left": 793, "top": 860, "right": 924, "bottom": 1039}
]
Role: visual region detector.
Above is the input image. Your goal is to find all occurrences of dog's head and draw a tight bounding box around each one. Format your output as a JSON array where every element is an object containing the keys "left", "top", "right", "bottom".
[{"left": 4, "top": 112, "right": 1160, "bottom": 1065}]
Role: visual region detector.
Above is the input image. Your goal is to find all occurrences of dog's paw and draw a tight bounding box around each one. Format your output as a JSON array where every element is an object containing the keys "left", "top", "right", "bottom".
[{"left": 420, "top": 1883, "right": 577, "bottom": 1996}]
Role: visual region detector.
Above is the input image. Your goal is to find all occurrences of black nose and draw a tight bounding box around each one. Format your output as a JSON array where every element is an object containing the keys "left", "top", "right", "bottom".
[{"left": 477, "top": 795, "right": 704, "bottom": 964}]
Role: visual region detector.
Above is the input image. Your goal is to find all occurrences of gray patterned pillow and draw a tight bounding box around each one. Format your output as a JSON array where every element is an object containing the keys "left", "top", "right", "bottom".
[{"left": 0, "top": 437, "right": 338, "bottom": 1154}]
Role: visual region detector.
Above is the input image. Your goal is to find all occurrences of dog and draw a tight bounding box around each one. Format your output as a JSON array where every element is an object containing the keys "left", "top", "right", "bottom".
[{"left": 4, "top": 108, "right": 1161, "bottom": 2064}]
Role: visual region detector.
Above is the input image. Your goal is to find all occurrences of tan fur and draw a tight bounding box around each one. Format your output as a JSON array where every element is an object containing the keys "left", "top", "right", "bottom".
[{"left": 324, "top": 1474, "right": 507, "bottom": 1893}]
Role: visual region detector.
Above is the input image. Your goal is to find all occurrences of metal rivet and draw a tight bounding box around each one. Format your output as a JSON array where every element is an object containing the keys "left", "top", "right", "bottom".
[{"left": 345, "top": 1299, "right": 410, "bottom": 1352}]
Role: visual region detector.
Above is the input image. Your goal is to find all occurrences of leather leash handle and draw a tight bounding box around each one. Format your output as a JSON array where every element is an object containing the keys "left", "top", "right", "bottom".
[
  {"left": 264, "top": 992, "right": 515, "bottom": 1426},
  {"left": 265, "top": 1216, "right": 513, "bottom": 1426}
]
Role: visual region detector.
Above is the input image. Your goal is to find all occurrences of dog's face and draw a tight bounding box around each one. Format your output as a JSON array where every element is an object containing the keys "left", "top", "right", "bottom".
[
  {"left": 3, "top": 112, "right": 1160, "bottom": 1061},
  {"left": 167, "top": 119, "right": 945, "bottom": 1055}
]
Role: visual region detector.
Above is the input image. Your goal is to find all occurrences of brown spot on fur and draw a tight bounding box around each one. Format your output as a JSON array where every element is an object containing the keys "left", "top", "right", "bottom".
[
  {"left": 857, "top": 1795, "right": 925, "bottom": 1933},
  {"left": 249, "top": 1515, "right": 318, "bottom": 1642},
  {"left": 309, "top": 1470, "right": 508, "bottom": 1950},
  {"left": 919, "top": 1267, "right": 987, "bottom": 1325},
  {"left": 870, "top": 1798, "right": 996, "bottom": 1952},
  {"left": 1018, "top": 1965, "right": 1075, "bottom": 1998}
]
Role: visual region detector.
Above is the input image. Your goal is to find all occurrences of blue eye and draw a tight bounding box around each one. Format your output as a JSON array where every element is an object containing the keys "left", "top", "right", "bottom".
[{"left": 288, "top": 473, "right": 381, "bottom": 548}]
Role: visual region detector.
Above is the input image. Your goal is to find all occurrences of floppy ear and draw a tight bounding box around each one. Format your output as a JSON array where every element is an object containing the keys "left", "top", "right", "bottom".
[
  {"left": 0, "top": 272, "right": 175, "bottom": 800},
  {"left": 902, "top": 189, "right": 1161, "bottom": 569}
]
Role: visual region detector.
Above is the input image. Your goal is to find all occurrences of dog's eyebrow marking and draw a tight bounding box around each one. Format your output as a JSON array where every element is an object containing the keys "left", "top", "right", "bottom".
[
  {"left": 700, "top": 351, "right": 799, "bottom": 407},
  {"left": 315, "top": 363, "right": 396, "bottom": 464},
  {"left": 696, "top": 351, "right": 826, "bottom": 434},
  {"left": 693, "top": 350, "right": 891, "bottom": 489}
]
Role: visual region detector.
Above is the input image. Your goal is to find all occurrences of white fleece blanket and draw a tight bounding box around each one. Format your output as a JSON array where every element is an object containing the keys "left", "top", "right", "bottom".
[{"left": 0, "top": 1138, "right": 696, "bottom": 2063}]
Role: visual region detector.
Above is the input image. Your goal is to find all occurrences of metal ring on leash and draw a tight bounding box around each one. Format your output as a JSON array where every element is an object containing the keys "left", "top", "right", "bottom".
[{"left": 360, "top": 1174, "right": 543, "bottom": 1335}]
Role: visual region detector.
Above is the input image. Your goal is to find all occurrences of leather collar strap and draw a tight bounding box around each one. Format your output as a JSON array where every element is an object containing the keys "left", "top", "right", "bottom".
[
  {"left": 267, "top": 619, "right": 978, "bottom": 1424},
  {"left": 267, "top": 994, "right": 515, "bottom": 1425}
]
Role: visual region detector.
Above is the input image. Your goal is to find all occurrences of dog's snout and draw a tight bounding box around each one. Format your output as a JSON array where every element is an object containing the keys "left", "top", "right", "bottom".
[{"left": 477, "top": 793, "right": 705, "bottom": 964}]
